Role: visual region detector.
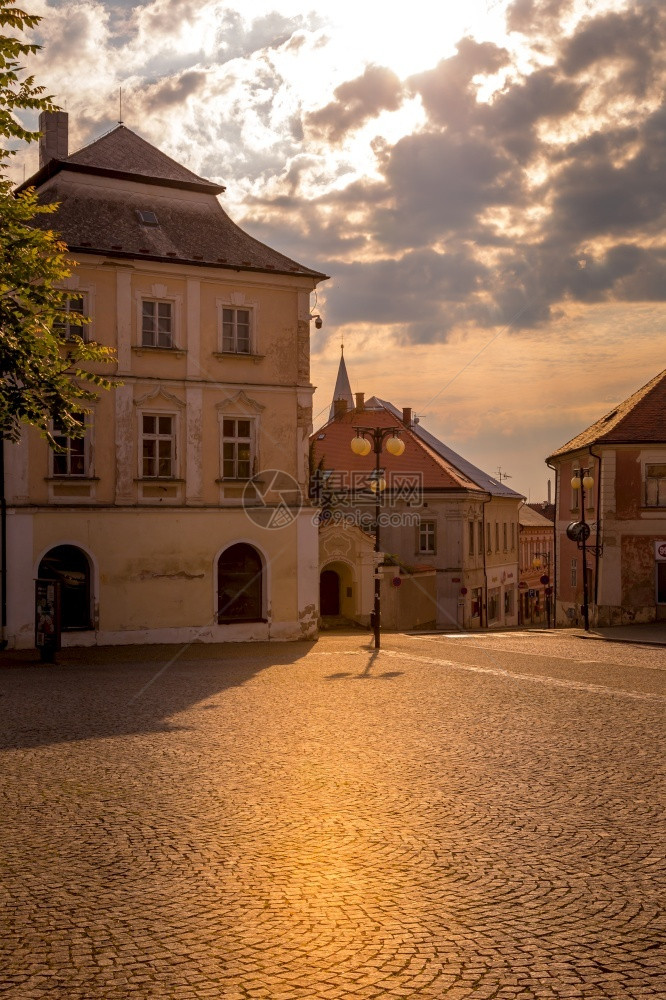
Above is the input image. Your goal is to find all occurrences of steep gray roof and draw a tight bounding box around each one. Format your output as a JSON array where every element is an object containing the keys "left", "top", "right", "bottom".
[
  {"left": 19, "top": 125, "right": 327, "bottom": 279},
  {"left": 329, "top": 350, "right": 354, "bottom": 420},
  {"left": 371, "top": 397, "right": 525, "bottom": 500},
  {"left": 36, "top": 180, "right": 326, "bottom": 277},
  {"left": 19, "top": 124, "right": 223, "bottom": 194}
]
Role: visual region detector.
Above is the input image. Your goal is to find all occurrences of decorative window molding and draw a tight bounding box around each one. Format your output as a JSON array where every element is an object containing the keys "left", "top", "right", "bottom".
[
  {"left": 134, "top": 390, "right": 185, "bottom": 487},
  {"left": 215, "top": 390, "right": 265, "bottom": 414},
  {"left": 134, "top": 386, "right": 186, "bottom": 410}
]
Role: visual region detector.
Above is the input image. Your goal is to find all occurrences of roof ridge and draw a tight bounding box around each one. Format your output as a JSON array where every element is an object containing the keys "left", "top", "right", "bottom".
[
  {"left": 373, "top": 396, "right": 524, "bottom": 498},
  {"left": 547, "top": 368, "right": 666, "bottom": 458}
]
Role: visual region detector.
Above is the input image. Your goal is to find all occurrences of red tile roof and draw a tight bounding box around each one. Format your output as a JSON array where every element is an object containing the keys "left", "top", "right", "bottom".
[
  {"left": 547, "top": 369, "right": 666, "bottom": 459},
  {"left": 312, "top": 404, "right": 485, "bottom": 492}
]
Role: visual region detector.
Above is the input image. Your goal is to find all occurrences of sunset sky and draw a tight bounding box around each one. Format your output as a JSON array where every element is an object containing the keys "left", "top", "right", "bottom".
[{"left": 9, "top": 0, "right": 666, "bottom": 500}]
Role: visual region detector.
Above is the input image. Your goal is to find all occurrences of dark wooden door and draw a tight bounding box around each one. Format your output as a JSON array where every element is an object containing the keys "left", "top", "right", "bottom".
[{"left": 320, "top": 570, "right": 340, "bottom": 616}]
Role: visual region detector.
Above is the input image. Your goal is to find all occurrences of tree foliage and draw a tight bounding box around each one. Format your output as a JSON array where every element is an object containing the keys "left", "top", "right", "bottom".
[{"left": 0, "top": 1, "right": 116, "bottom": 442}]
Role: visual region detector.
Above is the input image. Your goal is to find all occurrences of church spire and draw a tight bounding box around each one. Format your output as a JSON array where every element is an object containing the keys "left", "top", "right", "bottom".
[{"left": 329, "top": 337, "right": 354, "bottom": 421}]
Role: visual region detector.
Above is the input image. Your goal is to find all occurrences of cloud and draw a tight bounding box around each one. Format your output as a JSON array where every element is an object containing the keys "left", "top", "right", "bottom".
[
  {"left": 143, "top": 70, "right": 208, "bottom": 111},
  {"left": 305, "top": 64, "right": 404, "bottom": 142}
]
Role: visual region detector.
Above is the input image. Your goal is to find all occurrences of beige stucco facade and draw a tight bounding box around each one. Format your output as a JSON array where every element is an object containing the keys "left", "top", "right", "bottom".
[{"left": 6, "top": 171, "right": 324, "bottom": 648}]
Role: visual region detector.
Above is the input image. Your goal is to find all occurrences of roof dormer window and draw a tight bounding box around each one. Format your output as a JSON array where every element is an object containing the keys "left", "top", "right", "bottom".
[{"left": 137, "top": 210, "right": 159, "bottom": 226}]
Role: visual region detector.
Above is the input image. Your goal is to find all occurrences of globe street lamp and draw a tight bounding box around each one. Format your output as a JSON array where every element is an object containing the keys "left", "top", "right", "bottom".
[
  {"left": 350, "top": 426, "right": 405, "bottom": 649},
  {"left": 570, "top": 469, "right": 594, "bottom": 631}
]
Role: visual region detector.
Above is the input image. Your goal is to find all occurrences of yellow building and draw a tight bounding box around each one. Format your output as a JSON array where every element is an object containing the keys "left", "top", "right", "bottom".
[{"left": 5, "top": 112, "right": 326, "bottom": 647}]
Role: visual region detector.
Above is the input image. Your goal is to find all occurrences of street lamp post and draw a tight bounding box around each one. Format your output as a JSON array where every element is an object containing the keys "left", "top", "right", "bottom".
[
  {"left": 570, "top": 468, "right": 594, "bottom": 631},
  {"left": 350, "top": 426, "right": 405, "bottom": 649}
]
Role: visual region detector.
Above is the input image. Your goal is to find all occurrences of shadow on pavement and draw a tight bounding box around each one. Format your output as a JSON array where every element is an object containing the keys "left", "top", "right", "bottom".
[
  {"left": 324, "top": 645, "right": 404, "bottom": 681},
  {"left": 0, "top": 641, "right": 316, "bottom": 751}
]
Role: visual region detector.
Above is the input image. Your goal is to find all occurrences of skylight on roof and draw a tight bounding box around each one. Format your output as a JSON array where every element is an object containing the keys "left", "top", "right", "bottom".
[{"left": 137, "top": 210, "right": 159, "bottom": 226}]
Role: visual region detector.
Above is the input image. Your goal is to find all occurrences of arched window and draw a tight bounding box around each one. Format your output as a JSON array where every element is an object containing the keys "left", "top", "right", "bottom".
[
  {"left": 217, "top": 544, "right": 263, "bottom": 623},
  {"left": 38, "top": 545, "right": 92, "bottom": 631}
]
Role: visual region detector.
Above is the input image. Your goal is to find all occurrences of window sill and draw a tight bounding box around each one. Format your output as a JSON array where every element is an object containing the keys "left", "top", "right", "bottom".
[
  {"left": 132, "top": 346, "right": 186, "bottom": 357},
  {"left": 45, "top": 476, "right": 99, "bottom": 482},
  {"left": 135, "top": 478, "right": 185, "bottom": 483},
  {"left": 212, "top": 351, "right": 264, "bottom": 364},
  {"left": 217, "top": 618, "right": 268, "bottom": 625},
  {"left": 216, "top": 478, "right": 264, "bottom": 484}
]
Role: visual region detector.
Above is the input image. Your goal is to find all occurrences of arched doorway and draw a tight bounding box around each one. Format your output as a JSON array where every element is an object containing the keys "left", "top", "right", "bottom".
[
  {"left": 217, "top": 543, "right": 263, "bottom": 623},
  {"left": 320, "top": 569, "right": 340, "bottom": 616},
  {"left": 38, "top": 545, "right": 92, "bottom": 631}
]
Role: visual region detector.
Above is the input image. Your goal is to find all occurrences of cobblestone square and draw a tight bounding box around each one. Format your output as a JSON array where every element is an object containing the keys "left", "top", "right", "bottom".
[{"left": 1, "top": 631, "right": 664, "bottom": 998}]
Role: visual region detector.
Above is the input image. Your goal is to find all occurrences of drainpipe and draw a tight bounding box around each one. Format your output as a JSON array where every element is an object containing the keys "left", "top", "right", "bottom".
[
  {"left": 481, "top": 492, "right": 492, "bottom": 628},
  {"left": 546, "top": 460, "right": 558, "bottom": 629},
  {"left": 588, "top": 445, "right": 603, "bottom": 613},
  {"left": 0, "top": 440, "right": 7, "bottom": 649}
]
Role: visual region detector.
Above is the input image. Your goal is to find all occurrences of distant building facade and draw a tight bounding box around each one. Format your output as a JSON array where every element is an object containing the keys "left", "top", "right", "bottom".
[
  {"left": 5, "top": 113, "right": 326, "bottom": 647},
  {"left": 547, "top": 370, "right": 666, "bottom": 626},
  {"left": 518, "top": 505, "right": 554, "bottom": 625},
  {"left": 312, "top": 390, "right": 524, "bottom": 631}
]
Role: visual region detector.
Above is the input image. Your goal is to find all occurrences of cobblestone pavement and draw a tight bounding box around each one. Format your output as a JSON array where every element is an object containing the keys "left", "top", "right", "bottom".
[{"left": 1, "top": 631, "right": 664, "bottom": 999}]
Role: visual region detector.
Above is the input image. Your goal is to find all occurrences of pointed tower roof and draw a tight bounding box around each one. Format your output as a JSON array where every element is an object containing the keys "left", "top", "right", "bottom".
[{"left": 329, "top": 346, "right": 354, "bottom": 421}]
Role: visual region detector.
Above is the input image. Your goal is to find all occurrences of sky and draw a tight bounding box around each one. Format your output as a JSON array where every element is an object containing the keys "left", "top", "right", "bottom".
[{"left": 7, "top": 0, "right": 666, "bottom": 501}]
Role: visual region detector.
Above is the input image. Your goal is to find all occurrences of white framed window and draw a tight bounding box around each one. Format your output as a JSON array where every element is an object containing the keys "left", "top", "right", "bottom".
[
  {"left": 222, "top": 417, "right": 253, "bottom": 479},
  {"left": 486, "top": 522, "right": 491, "bottom": 553},
  {"left": 51, "top": 413, "right": 90, "bottom": 477},
  {"left": 468, "top": 521, "right": 475, "bottom": 557},
  {"left": 646, "top": 464, "right": 666, "bottom": 507},
  {"left": 142, "top": 300, "right": 173, "bottom": 348},
  {"left": 571, "top": 558, "right": 578, "bottom": 588},
  {"left": 56, "top": 294, "right": 86, "bottom": 341},
  {"left": 495, "top": 522, "right": 500, "bottom": 552},
  {"left": 478, "top": 521, "right": 483, "bottom": 555},
  {"left": 221, "top": 307, "right": 251, "bottom": 354},
  {"left": 511, "top": 522, "right": 516, "bottom": 550},
  {"left": 141, "top": 413, "right": 175, "bottom": 478},
  {"left": 418, "top": 521, "right": 436, "bottom": 554},
  {"left": 503, "top": 522, "right": 508, "bottom": 551}
]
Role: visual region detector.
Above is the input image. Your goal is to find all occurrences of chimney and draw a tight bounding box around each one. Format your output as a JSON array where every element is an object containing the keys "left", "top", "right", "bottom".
[
  {"left": 355, "top": 392, "right": 365, "bottom": 412},
  {"left": 39, "top": 111, "right": 68, "bottom": 169},
  {"left": 402, "top": 407, "right": 412, "bottom": 427},
  {"left": 333, "top": 398, "right": 348, "bottom": 419}
]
